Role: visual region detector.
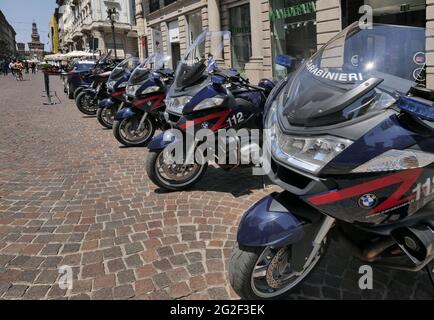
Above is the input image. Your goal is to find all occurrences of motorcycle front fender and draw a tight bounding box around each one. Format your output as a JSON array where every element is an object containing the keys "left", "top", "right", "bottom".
[
  {"left": 98, "top": 98, "right": 115, "bottom": 109},
  {"left": 83, "top": 88, "right": 97, "bottom": 97},
  {"left": 237, "top": 192, "right": 322, "bottom": 248},
  {"left": 114, "top": 107, "right": 137, "bottom": 121},
  {"left": 148, "top": 130, "right": 180, "bottom": 151}
]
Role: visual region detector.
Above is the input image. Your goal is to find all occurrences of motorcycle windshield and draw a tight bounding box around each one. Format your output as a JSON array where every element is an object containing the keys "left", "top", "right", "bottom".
[
  {"left": 109, "top": 56, "right": 141, "bottom": 82},
  {"left": 129, "top": 53, "right": 171, "bottom": 85},
  {"left": 170, "top": 31, "right": 231, "bottom": 94},
  {"left": 281, "top": 23, "right": 427, "bottom": 128},
  {"left": 97, "top": 50, "right": 112, "bottom": 65}
]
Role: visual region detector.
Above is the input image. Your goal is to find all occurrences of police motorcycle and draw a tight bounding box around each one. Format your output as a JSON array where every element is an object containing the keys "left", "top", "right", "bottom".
[
  {"left": 145, "top": 31, "right": 275, "bottom": 191},
  {"left": 97, "top": 56, "right": 141, "bottom": 129},
  {"left": 112, "top": 54, "right": 174, "bottom": 147},
  {"left": 74, "top": 51, "right": 115, "bottom": 115},
  {"left": 228, "top": 23, "right": 434, "bottom": 299}
]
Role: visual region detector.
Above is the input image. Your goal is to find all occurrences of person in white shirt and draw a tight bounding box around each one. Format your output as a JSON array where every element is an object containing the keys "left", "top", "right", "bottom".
[{"left": 8, "top": 61, "right": 15, "bottom": 77}]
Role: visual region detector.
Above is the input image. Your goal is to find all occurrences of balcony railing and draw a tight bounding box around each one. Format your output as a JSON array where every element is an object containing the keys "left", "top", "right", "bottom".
[{"left": 149, "top": 0, "right": 177, "bottom": 13}]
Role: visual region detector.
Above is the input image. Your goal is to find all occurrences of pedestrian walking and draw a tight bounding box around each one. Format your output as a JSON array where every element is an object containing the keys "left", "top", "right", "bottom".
[
  {"left": 15, "top": 60, "right": 24, "bottom": 81},
  {"left": 8, "top": 60, "right": 15, "bottom": 78},
  {"left": 31, "top": 62, "right": 36, "bottom": 74},
  {"left": 3, "top": 61, "right": 8, "bottom": 76},
  {"left": 25, "top": 61, "right": 29, "bottom": 74}
]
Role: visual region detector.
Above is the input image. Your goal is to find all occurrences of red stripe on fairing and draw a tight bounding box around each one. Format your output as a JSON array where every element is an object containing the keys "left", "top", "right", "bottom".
[
  {"left": 179, "top": 109, "right": 231, "bottom": 131},
  {"left": 132, "top": 94, "right": 165, "bottom": 109},
  {"left": 307, "top": 168, "right": 423, "bottom": 214},
  {"left": 112, "top": 90, "right": 125, "bottom": 97}
]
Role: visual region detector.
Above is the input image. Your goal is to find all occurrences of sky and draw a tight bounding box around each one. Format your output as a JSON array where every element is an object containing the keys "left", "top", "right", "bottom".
[{"left": 0, "top": 0, "right": 57, "bottom": 51}]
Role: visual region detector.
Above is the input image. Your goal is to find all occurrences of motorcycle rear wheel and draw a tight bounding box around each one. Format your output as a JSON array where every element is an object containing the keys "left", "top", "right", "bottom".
[
  {"left": 229, "top": 241, "right": 328, "bottom": 299},
  {"left": 76, "top": 91, "right": 97, "bottom": 116},
  {"left": 146, "top": 148, "right": 208, "bottom": 192}
]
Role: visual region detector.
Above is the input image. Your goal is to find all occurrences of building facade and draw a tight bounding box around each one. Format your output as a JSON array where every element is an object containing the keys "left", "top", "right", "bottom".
[
  {"left": 0, "top": 10, "right": 17, "bottom": 59},
  {"left": 132, "top": 0, "right": 433, "bottom": 88},
  {"left": 56, "top": 0, "right": 139, "bottom": 58},
  {"left": 50, "top": 9, "right": 61, "bottom": 53}
]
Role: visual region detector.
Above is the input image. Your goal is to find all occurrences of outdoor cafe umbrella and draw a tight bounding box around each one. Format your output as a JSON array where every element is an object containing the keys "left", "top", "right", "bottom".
[{"left": 63, "top": 51, "right": 94, "bottom": 59}]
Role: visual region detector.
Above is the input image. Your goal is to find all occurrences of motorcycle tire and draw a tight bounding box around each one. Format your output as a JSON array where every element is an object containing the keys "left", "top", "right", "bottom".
[
  {"left": 73, "top": 87, "right": 85, "bottom": 100},
  {"left": 75, "top": 91, "right": 97, "bottom": 116},
  {"left": 145, "top": 148, "right": 208, "bottom": 192},
  {"left": 229, "top": 241, "right": 328, "bottom": 300},
  {"left": 97, "top": 107, "right": 114, "bottom": 129},
  {"left": 113, "top": 116, "right": 155, "bottom": 147}
]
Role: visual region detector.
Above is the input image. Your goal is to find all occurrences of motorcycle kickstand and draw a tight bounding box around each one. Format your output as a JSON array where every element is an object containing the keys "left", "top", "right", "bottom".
[{"left": 426, "top": 265, "right": 434, "bottom": 289}]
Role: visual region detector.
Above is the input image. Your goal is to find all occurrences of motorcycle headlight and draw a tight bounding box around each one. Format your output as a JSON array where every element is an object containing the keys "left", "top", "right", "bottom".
[
  {"left": 118, "top": 81, "right": 128, "bottom": 89},
  {"left": 193, "top": 97, "right": 224, "bottom": 111},
  {"left": 267, "top": 121, "right": 353, "bottom": 174},
  {"left": 264, "top": 100, "right": 278, "bottom": 130},
  {"left": 142, "top": 86, "right": 160, "bottom": 95},
  {"left": 126, "top": 85, "right": 141, "bottom": 96},
  {"left": 107, "top": 81, "right": 116, "bottom": 90},
  {"left": 352, "top": 149, "right": 434, "bottom": 173},
  {"left": 166, "top": 96, "right": 192, "bottom": 114}
]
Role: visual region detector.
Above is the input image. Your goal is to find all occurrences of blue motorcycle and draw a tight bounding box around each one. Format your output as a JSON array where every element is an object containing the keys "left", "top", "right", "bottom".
[
  {"left": 96, "top": 56, "right": 141, "bottom": 129},
  {"left": 112, "top": 54, "right": 173, "bottom": 147},
  {"left": 74, "top": 51, "right": 115, "bottom": 115},
  {"left": 145, "top": 31, "right": 275, "bottom": 191},
  {"left": 229, "top": 23, "right": 434, "bottom": 299}
]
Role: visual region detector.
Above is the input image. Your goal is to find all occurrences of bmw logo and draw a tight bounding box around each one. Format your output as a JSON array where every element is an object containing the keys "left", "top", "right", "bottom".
[
  {"left": 201, "top": 122, "right": 209, "bottom": 129},
  {"left": 358, "top": 194, "right": 378, "bottom": 209}
]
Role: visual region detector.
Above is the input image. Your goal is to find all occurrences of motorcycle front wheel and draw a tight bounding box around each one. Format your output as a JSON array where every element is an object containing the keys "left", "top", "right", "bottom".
[
  {"left": 97, "top": 106, "right": 117, "bottom": 129},
  {"left": 229, "top": 241, "right": 327, "bottom": 300},
  {"left": 76, "top": 91, "right": 97, "bottom": 115},
  {"left": 146, "top": 148, "right": 208, "bottom": 191},
  {"left": 113, "top": 115, "right": 155, "bottom": 147},
  {"left": 73, "top": 87, "right": 85, "bottom": 100}
]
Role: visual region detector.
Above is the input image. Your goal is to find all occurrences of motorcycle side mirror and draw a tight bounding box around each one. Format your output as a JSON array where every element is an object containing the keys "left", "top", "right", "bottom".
[
  {"left": 211, "top": 75, "right": 226, "bottom": 85},
  {"left": 275, "top": 54, "right": 295, "bottom": 70}
]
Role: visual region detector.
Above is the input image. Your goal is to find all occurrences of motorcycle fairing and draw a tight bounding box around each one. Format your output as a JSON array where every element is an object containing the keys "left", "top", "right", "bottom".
[
  {"left": 178, "top": 109, "right": 232, "bottom": 132},
  {"left": 321, "top": 115, "right": 423, "bottom": 174},
  {"left": 304, "top": 166, "right": 434, "bottom": 225},
  {"left": 132, "top": 94, "right": 165, "bottom": 112},
  {"left": 111, "top": 88, "right": 126, "bottom": 99},
  {"left": 182, "top": 84, "right": 227, "bottom": 114},
  {"left": 235, "top": 91, "right": 265, "bottom": 110}
]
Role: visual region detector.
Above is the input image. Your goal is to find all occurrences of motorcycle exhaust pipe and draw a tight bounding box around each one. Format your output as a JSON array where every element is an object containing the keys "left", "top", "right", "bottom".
[{"left": 393, "top": 225, "right": 434, "bottom": 265}]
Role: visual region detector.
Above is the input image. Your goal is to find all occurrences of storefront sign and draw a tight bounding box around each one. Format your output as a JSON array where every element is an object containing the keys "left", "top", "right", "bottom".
[
  {"left": 168, "top": 20, "right": 180, "bottom": 43},
  {"left": 151, "top": 28, "right": 163, "bottom": 55},
  {"left": 269, "top": 1, "right": 316, "bottom": 22}
]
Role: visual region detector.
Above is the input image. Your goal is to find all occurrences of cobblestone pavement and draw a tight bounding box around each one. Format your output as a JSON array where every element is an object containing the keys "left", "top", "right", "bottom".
[{"left": 0, "top": 73, "right": 433, "bottom": 300}]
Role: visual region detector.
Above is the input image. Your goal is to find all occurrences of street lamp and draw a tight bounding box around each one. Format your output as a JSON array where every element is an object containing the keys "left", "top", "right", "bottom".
[{"left": 107, "top": 7, "right": 118, "bottom": 59}]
